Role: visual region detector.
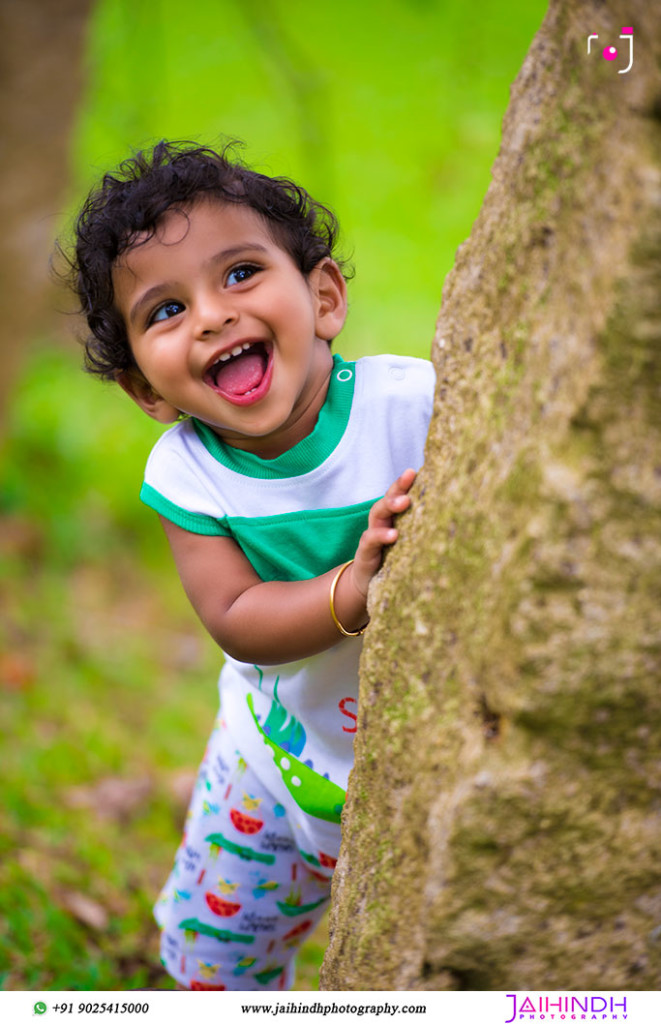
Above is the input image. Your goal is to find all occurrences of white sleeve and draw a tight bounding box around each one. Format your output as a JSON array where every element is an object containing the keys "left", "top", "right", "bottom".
[{"left": 140, "top": 423, "right": 231, "bottom": 536}]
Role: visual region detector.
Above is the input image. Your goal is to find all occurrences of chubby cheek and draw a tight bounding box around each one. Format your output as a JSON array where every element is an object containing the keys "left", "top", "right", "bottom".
[
  {"left": 135, "top": 335, "right": 189, "bottom": 380},
  {"left": 270, "top": 286, "right": 317, "bottom": 332}
]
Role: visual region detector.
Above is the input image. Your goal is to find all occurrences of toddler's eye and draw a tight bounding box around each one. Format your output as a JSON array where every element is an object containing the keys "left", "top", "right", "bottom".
[
  {"left": 227, "top": 264, "right": 259, "bottom": 286},
  {"left": 151, "top": 301, "right": 184, "bottom": 324}
]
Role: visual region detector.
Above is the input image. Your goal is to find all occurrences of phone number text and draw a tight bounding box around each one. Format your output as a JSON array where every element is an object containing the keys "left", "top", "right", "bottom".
[{"left": 52, "top": 1005, "right": 149, "bottom": 1014}]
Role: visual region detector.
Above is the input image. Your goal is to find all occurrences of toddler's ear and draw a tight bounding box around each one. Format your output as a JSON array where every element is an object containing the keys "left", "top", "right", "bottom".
[
  {"left": 310, "top": 259, "right": 347, "bottom": 341},
  {"left": 116, "top": 368, "right": 180, "bottom": 424}
]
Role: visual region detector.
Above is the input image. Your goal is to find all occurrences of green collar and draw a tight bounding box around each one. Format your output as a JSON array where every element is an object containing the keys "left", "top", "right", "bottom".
[{"left": 192, "top": 354, "right": 356, "bottom": 479}]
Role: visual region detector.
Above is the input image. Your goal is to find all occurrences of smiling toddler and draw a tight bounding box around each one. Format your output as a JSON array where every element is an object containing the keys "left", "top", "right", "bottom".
[{"left": 67, "top": 140, "right": 435, "bottom": 990}]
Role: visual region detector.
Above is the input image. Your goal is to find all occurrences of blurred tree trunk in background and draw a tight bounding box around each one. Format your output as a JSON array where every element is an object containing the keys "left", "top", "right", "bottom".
[
  {"left": 322, "top": 0, "right": 661, "bottom": 991},
  {"left": 0, "top": 0, "right": 92, "bottom": 431}
]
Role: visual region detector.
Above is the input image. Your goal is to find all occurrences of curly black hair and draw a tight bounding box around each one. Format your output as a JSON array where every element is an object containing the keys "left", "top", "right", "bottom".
[{"left": 61, "top": 140, "right": 351, "bottom": 380}]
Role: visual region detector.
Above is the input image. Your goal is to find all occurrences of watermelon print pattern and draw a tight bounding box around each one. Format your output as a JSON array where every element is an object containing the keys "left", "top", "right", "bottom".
[{"left": 155, "top": 718, "right": 336, "bottom": 991}]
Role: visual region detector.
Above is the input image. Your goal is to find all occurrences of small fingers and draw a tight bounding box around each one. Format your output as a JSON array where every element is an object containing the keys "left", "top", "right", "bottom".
[
  {"left": 385, "top": 467, "right": 416, "bottom": 497},
  {"left": 389, "top": 492, "right": 410, "bottom": 512},
  {"left": 368, "top": 497, "right": 397, "bottom": 530},
  {"left": 355, "top": 525, "right": 399, "bottom": 573},
  {"left": 396, "top": 467, "right": 417, "bottom": 493},
  {"left": 369, "top": 469, "right": 417, "bottom": 528},
  {"left": 383, "top": 469, "right": 416, "bottom": 506},
  {"left": 362, "top": 525, "right": 398, "bottom": 550}
]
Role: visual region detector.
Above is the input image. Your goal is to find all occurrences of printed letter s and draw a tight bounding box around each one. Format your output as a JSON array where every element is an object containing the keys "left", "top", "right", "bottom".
[{"left": 338, "top": 697, "right": 358, "bottom": 733}]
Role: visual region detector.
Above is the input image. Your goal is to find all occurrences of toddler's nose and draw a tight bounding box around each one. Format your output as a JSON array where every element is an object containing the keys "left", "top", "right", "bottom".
[{"left": 194, "top": 292, "right": 237, "bottom": 337}]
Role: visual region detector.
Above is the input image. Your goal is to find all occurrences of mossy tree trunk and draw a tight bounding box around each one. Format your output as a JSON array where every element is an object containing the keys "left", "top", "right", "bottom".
[{"left": 321, "top": 0, "right": 661, "bottom": 991}]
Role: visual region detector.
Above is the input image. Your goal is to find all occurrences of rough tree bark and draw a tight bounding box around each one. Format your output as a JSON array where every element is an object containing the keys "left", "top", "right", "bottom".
[{"left": 321, "top": 0, "right": 661, "bottom": 991}]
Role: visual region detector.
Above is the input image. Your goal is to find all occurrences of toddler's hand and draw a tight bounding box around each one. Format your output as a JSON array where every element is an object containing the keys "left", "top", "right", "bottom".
[{"left": 351, "top": 468, "right": 417, "bottom": 600}]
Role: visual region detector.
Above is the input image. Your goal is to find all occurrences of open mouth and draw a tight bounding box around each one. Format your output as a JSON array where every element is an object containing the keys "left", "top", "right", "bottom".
[{"left": 204, "top": 341, "right": 273, "bottom": 405}]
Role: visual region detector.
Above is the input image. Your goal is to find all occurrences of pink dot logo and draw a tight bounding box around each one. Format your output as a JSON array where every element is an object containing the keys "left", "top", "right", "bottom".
[{"left": 587, "top": 30, "right": 633, "bottom": 74}]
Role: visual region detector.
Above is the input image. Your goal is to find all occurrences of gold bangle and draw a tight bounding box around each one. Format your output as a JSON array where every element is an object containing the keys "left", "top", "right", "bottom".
[{"left": 329, "top": 559, "right": 368, "bottom": 637}]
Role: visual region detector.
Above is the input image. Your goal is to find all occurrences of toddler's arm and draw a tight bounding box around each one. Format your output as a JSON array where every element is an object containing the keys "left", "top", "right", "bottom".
[{"left": 160, "top": 468, "right": 416, "bottom": 665}]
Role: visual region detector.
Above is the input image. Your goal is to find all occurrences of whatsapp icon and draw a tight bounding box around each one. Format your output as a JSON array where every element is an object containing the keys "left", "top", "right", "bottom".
[{"left": 34, "top": 1003, "right": 47, "bottom": 1016}]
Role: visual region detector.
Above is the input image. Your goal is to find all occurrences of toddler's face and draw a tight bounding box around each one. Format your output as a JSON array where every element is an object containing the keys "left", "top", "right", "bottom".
[{"left": 112, "top": 198, "right": 346, "bottom": 458}]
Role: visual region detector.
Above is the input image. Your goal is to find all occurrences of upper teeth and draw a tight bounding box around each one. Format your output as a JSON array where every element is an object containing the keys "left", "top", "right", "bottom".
[{"left": 218, "top": 342, "right": 253, "bottom": 362}]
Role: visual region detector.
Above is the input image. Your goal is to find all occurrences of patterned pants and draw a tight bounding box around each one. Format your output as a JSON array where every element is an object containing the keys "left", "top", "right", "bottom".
[{"left": 155, "top": 718, "right": 337, "bottom": 991}]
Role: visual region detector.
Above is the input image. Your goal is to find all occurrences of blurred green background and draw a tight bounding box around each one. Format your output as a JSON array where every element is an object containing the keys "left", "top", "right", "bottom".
[{"left": 1, "top": 0, "right": 547, "bottom": 991}]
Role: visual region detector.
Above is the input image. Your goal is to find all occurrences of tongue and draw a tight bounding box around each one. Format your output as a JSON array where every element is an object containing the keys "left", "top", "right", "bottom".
[{"left": 214, "top": 350, "right": 266, "bottom": 396}]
